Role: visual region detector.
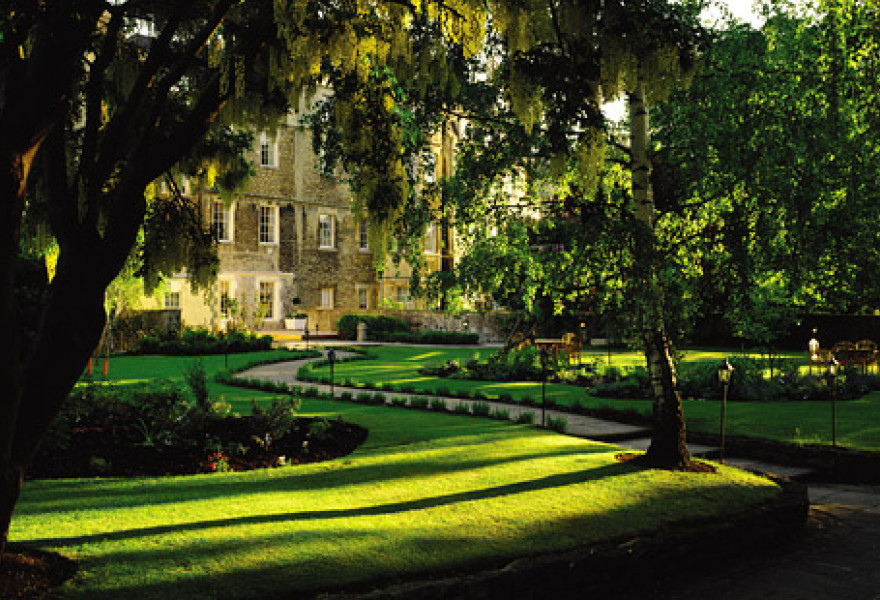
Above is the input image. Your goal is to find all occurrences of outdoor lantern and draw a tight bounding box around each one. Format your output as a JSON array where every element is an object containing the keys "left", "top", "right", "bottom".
[
  {"left": 717, "top": 359, "right": 734, "bottom": 464},
  {"left": 327, "top": 349, "right": 337, "bottom": 398},
  {"left": 809, "top": 337, "right": 820, "bottom": 361},
  {"left": 539, "top": 347, "right": 549, "bottom": 427},
  {"left": 825, "top": 357, "right": 840, "bottom": 380},
  {"left": 462, "top": 319, "right": 469, "bottom": 331},
  {"left": 825, "top": 357, "right": 840, "bottom": 448},
  {"left": 717, "top": 359, "right": 734, "bottom": 386}
]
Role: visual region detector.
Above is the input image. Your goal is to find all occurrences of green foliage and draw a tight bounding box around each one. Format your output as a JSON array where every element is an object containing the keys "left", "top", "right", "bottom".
[
  {"left": 136, "top": 328, "right": 272, "bottom": 355},
  {"left": 128, "top": 381, "right": 198, "bottom": 448},
  {"left": 384, "top": 330, "right": 480, "bottom": 345},
  {"left": 593, "top": 368, "right": 651, "bottom": 400},
  {"left": 470, "top": 401, "right": 491, "bottom": 417},
  {"left": 336, "top": 314, "right": 411, "bottom": 341},
  {"left": 490, "top": 408, "right": 510, "bottom": 420},
  {"left": 409, "top": 396, "right": 430, "bottom": 410},
  {"left": 428, "top": 398, "right": 447, "bottom": 412},
  {"left": 546, "top": 416, "right": 568, "bottom": 433},
  {"left": 454, "top": 347, "right": 545, "bottom": 382},
  {"left": 515, "top": 412, "right": 535, "bottom": 425},
  {"left": 249, "top": 397, "right": 302, "bottom": 449},
  {"left": 307, "top": 418, "right": 332, "bottom": 441},
  {"left": 184, "top": 359, "right": 211, "bottom": 411}
]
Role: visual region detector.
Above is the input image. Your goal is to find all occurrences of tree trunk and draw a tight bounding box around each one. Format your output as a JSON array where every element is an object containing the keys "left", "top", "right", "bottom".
[
  {"left": 629, "top": 78, "right": 690, "bottom": 469},
  {"left": 0, "top": 157, "right": 25, "bottom": 565},
  {"left": 642, "top": 329, "right": 690, "bottom": 469},
  {"left": 0, "top": 464, "right": 24, "bottom": 560}
]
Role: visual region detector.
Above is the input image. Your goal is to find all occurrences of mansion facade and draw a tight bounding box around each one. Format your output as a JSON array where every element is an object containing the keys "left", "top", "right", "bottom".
[{"left": 149, "top": 96, "right": 461, "bottom": 333}]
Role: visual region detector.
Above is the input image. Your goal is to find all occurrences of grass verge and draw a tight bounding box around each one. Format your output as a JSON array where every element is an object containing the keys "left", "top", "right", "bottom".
[{"left": 8, "top": 352, "right": 782, "bottom": 599}]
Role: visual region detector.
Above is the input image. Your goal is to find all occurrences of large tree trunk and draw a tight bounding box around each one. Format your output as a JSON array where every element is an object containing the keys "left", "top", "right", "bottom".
[
  {"left": 0, "top": 155, "right": 26, "bottom": 563},
  {"left": 629, "top": 79, "right": 690, "bottom": 469}
]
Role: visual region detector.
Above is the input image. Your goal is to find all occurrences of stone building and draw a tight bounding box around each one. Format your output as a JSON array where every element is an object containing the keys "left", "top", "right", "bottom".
[{"left": 151, "top": 95, "right": 463, "bottom": 333}]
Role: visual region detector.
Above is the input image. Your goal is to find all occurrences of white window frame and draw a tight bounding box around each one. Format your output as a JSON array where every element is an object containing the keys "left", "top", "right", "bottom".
[
  {"left": 257, "top": 279, "right": 277, "bottom": 320},
  {"left": 357, "top": 287, "right": 369, "bottom": 310},
  {"left": 424, "top": 222, "right": 439, "bottom": 255},
  {"left": 319, "top": 214, "right": 335, "bottom": 249},
  {"left": 320, "top": 287, "right": 335, "bottom": 309},
  {"left": 359, "top": 220, "right": 369, "bottom": 252},
  {"left": 212, "top": 200, "right": 234, "bottom": 243},
  {"left": 259, "top": 131, "right": 278, "bottom": 168},
  {"left": 218, "top": 279, "right": 234, "bottom": 318},
  {"left": 164, "top": 291, "right": 180, "bottom": 309},
  {"left": 424, "top": 155, "right": 437, "bottom": 183},
  {"left": 259, "top": 204, "right": 279, "bottom": 245}
]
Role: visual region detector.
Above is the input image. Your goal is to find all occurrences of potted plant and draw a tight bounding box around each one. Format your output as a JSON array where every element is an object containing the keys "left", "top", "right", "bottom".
[{"left": 285, "top": 297, "right": 307, "bottom": 330}]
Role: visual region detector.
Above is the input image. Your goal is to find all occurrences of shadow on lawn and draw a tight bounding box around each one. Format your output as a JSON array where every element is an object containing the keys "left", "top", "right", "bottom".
[
  {"left": 19, "top": 434, "right": 607, "bottom": 516},
  {"left": 23, "top": 462, "right": 635, "bottom": 549},
  {"left": 37, "top": 477, "right": 777, "bottom": 600}
]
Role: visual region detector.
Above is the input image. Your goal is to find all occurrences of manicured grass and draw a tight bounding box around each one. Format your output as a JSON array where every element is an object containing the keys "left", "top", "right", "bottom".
[
  {"left": 319, "top": 345, "right": 880, "bottom": 451},
  {"left": 9, "top": 351, "right": 782, "bottom": 599},
  {"left": 83, "top": 349, "right": 309, "bottom": 414},
  {"left": 14, "top": 400, "right": 778, "bottom": 600}
]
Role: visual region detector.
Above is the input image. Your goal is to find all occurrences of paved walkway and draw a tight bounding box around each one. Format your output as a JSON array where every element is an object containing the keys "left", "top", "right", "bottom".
[{"left": 239, "top": 349, "right": 880, "bottom": 600}]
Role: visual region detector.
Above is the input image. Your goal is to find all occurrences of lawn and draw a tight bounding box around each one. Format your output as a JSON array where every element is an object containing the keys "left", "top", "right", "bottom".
[
  {"left": 318, "top": 345, "right": 880, "bottom": 451},
  {"left": 10, "top": 351, "right": 781, "bottom": 599}
]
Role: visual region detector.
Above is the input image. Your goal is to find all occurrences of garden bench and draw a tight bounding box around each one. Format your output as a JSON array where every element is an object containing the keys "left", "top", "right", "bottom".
[{"left": 829, "top": 340, "right": 878, "bottom": 374}]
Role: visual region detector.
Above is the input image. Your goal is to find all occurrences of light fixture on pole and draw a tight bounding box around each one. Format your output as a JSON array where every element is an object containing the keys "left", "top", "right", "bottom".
[
  {"left": 717, "top": 359, "right": 734, "bottom": 464},
  {"left": 825, "top": 357, "right": 840, "bottom": 448},
  {"left": 540, "top": 347, "right": 549, "bottom": 427},
  {"left": 327, "top": 349, "right": 337, "bottom": 399}
]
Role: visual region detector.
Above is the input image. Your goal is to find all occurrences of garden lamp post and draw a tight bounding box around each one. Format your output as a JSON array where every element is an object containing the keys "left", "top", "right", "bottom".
[
  {"left": 304, "top": 327, "right": 310, "bottom": 350},
  {"left": 808, "top": 334, "right": 820, "bottom": 374},
  {"left": 540, "top": 347, "right": 549, "bottom": 427},
  {"left": 327, "top": 349, "right": 336, "bottom": 399},
  {"left": 580, "top": 322, "right": 586, "bottom": 366},
  {"left": 825, "top": 357, "right": 840, "bottom": 448},
  {"left": 717, "top": 359, "right": 734, "bottom": 464}
]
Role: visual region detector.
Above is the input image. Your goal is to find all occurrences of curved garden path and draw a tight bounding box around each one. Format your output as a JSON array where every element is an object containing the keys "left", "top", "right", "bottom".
[{"left": 237, "top": 348, "right": 880, "bottom": 600}]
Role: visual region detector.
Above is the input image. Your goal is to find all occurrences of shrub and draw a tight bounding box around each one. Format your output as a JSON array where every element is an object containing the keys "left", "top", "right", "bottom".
[
  {"left": 336, "top": 314, "right": 410, "bottom": 341},
  {"left": 307, "top": 418, "right": 332, "bottom": 441},
  {"left": 356, "top": 392, "right": 374, "bottom": 403},
  {"left": 593, "top": 367, "right": 651, "bottom": 399},
  {"left": 429, "top": 398, "right": 447, "bottom": 412},
  {"left": 515, "top": 412, "right": 535, "bottom": 424},
  {"left": 339, "top": 391, "right": 353, "bottom": 402},
  {"left": 453, "top": 403, "right": 471, "bottom": 414},
  {"left": 547, "top": 416, "right": 568, "bottom": 433},
  {"left": 391, "top": 396, "right": 408, "bottom": 407},
  {"left": 436, "top": 386, "right": 451, "bottom": 397},
  {"left": 371, "top": 392, "right": 387, "bottom": 405},
  {"left": 470, "top": 401, "right": 491, "bottom": 417},
  {"left": 409, "top": 396, "right": 429, "bottom": 410},
  {"left": 498, "top": 392, "right": 515, "bottom": 403},
  {"left": 128, "top": 381, "right": 195, "bottom": 448},
  {"left": 490, "top": 408, "right": 510, "bottom": 420},
  {"left": 135, "top": 327, "right": 272, "bottom": 355},
  {"left": 250, "top": 396, "right": 302, "bottom": 448}
]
